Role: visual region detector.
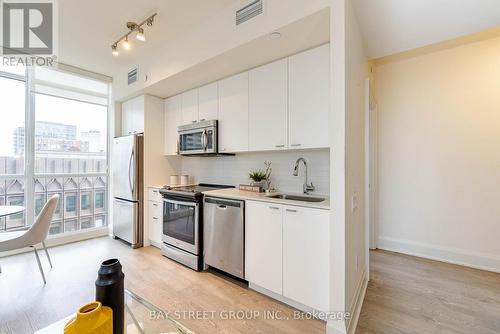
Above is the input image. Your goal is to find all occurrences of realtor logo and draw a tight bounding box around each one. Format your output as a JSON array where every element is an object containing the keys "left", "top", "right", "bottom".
[{"left": 2, "top": 1, "right": 54, "bottom": 55}]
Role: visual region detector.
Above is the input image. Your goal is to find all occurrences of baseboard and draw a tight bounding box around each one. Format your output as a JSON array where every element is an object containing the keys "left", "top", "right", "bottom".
[
  {"left": 0, "top": 227, "right": 109, "bottom": 258},
  {"left": 326, "top": 320, "right": 347, "bottom": 334},
  {"left": 248, "top": 283, "right": 325, "bottom": 319},
  {"left": 378, "top": 236, "right": 500, "bottom": 274},
  {"left": 149, "top": 240, "right": 161, "bottom": 249},
  {"left": 346, "top": 269, "right": 368, "bottom": 334},
  {"left": 326, "top": 270, "right": 368, "bottom": 334}
]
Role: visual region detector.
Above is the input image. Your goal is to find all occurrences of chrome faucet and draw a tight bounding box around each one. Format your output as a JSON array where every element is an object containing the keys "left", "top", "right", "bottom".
[{"left": 293, "top": 157, "right": 315, "bottom": 194}]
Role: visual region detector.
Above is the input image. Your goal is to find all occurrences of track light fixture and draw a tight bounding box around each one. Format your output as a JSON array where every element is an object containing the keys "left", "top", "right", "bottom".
[
  {"left": 111, "top": 13, "right": 156, "bottom": 56},
  {"left": 136, "top": 28, "right": 145, "bottom": 41},
  {"left": 111, "top": 44, "right": 119, "bottom": 56}
]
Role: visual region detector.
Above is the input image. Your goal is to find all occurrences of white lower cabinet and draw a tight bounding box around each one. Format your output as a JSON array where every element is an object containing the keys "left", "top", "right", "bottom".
[
  {"left": 245, "top": 201, "right": 283, "bottom": 295},
  {"left": 245, "top": 200, "right": 329, "bottom": 311},
  {"left": 283, "top": 206, "right": 330, "bottom": 311},
  {"left": 148, "top": 190, "right": 163, "bottom": 246}
]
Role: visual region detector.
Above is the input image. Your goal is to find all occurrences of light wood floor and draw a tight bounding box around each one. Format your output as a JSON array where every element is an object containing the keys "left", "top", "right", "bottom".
[
  {"left": 0, "top": 237, "right": 325, "bottom": 334},
  {"left": 1, "top": 238, "right": 499, "bottom": 334},
  {"left": 357, "top": 250, "right": 500, "bottom": 334}
]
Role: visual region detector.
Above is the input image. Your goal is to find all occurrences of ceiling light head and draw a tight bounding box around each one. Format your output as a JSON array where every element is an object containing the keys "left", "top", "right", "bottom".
[
  {"left": 126, "top": 22, "right": 138, "bottom": 31},
  {"left": 111, "top": 44, "right": 119, "bottom": 56},
  {"left": 147, "top": 17, "right": 154, "bottom": 26},
  {"left": 136, "top": 28, "right": 145, "bottom": 41},
  {"left": 270, "top": 31, "right": 281, "bottom": 40},
  {"left": 122, "top": 36, "right": 131, "bottom": 50}
]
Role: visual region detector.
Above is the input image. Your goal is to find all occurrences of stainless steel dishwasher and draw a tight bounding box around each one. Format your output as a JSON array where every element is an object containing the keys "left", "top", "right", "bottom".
[{"left": 203, "top": 196, "right": 245, "bottom": 279}]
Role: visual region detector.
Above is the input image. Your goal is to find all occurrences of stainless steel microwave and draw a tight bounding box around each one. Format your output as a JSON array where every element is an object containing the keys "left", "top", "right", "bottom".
[{"left": 178, "top": 120, "right": 217, "bottom": 155}]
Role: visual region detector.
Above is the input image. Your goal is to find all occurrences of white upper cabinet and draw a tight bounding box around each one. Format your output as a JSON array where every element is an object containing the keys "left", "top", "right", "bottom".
[
  {"left": 288, "top": 44, "right": 330, "bottom": 149},
  {"left": 165, "top": 43, "right": 330, "bottom": 153},
  {"left": 249, "top": 59, "right": 288, "bottom": 151},
  {"left": 283, "top": 205, "right": 329, "bottom": 311},
  {"left": 181, "top": 89, "right": 198, "bottom": 125},
  {"left": 164, "top": 95, "right": 182, "bottom": 155},
  {"left": 245, "top": 201, "right": 283, "bottom": 295},
  {"left": 198, "top": 82, "right": 218, "bottom": 122},
  {"left": 121, "top": 95, "right": 144, "bottom": 135},
  {"left": 218, "top": 72, "right": 249, "bottom": 153}
]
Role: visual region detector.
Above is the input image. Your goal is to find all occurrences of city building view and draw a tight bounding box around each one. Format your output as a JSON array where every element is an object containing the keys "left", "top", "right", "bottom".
[{"left": 0, "top": 121, "right": 107, "bottom": 234}]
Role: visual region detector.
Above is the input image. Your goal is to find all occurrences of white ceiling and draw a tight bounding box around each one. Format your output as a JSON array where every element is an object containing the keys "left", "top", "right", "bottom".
[
  {"left": 352, "top": 0, "right": 500, "bottom": 59},
  {"left": 57, "top": 0, "right": 236, "bottom": 77}
]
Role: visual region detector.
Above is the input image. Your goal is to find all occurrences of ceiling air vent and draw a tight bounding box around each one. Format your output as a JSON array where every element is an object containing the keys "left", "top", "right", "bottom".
[
  {"left": 236, "top": 0, "right": 263, "bottom": 26},
  {"left": 127, "top": 67, "right": 138, "bottom": 85}
]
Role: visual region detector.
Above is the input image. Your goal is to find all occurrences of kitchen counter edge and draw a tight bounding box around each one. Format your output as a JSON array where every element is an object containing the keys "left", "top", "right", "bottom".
[{"left": 202, "top": 188, "right": 330, "bottom": 210}]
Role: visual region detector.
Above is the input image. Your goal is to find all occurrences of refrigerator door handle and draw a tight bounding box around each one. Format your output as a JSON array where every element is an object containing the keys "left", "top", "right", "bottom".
[{"left": 128, "top": 149, "right": 134, "bottom": 196}]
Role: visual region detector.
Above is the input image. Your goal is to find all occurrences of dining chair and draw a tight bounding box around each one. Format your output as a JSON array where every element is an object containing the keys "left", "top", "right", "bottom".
[{"left": 0, "top": 194, "right": 59, "bottom": 284}]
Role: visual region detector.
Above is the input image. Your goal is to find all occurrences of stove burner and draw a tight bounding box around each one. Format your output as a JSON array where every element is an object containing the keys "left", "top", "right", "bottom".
[{"left": 160, "top": 183, "right": 234, "bottom": 198}]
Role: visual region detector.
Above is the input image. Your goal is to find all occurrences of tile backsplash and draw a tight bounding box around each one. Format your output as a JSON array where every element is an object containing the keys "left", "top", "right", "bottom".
[{"left": 180, "top": 149, "right": 330, "bottom": 195}]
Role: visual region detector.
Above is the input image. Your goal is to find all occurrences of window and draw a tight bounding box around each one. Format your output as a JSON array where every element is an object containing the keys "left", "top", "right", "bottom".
[
  {"left": 66, "top": 195, "right": 76, "bottom": 213},
  {"left": 81, "top": 193, "right": 90, "bottom": 210},
  {"left": 1, "top": 66, "right": 109, "bottom": 236},
  {"left": 0, "top": 73, "right": 26, "bottom": 230},
  {"left": 95, "top": 192, "right": 104, "bottom": 209}
]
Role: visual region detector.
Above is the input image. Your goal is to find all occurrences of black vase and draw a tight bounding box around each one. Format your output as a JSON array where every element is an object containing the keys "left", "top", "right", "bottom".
[{"left": 95, "top": 258, "right": 125, "bottom": 334}]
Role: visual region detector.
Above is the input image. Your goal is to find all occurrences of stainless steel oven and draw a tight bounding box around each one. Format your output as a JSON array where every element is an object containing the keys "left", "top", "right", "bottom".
[
  {"left": 162, "top": 197, "right": 199, "bottom": 255},
  {"left": 178, "top": 120, "right": 217, "bottom": 155}
]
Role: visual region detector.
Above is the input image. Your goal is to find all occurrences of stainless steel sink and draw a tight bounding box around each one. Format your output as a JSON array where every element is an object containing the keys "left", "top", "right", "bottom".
[{"left": 266, "top": 194, "right": 326, "bottom": 203}]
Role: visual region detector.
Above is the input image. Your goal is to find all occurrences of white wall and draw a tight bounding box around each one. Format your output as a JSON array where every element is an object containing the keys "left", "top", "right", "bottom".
[
  {"left": 180, "top": 150, "right": 330, "bottom": 195},
  {"left": 375, "top": 37, "right": 500, "bottom": 272},
  {"left": 344, "top": 0, "right": 368, "bottom": 325},
  {"left": 328, "top": 1, "right": 368, "bottom": 333}
]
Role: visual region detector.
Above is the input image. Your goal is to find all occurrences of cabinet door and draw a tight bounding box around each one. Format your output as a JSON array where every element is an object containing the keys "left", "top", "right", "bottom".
[
  {"left": 283, "top": 206, "right": 329, "bottom": 310},
  {"left": 121, "top": 99, "right": 133, "bottom": 135},
  {"left": 218, "top": 72, "right": 249, "bottom": 153},
  {"left": 245, "top": 201, "right": 283, "bottom": 294},
  {"left": 148, "top": 201, "right": 162, "bottom": 246},
  {"left": 181, "top": 89, "right": 198, "bottom": 125},
  {"left": 164, "top": 95, "right": 182, "bottom": 155},
  {"left": 198, "top": 82, "right": 218, "bottom": 122},
  {"left": 132, "top": 96, "right": 144, "bottom": 134},
  {"left": 288, "top": 44, "right": 330, "bottom": 149},
  {"left": 249, "top": 59, "right": 288, "bottom": 151},
  {"left": 122, "top": 96, "right": 144, "bottom": 135}
]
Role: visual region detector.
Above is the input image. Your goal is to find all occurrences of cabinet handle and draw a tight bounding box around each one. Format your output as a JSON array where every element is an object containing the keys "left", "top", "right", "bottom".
[
  {"left": 286, "top": 209, "right": 297, "bottom": 213},
  {"left": 290, "top": 144, "right": 301, "bottom": 147},
  {"left": 153, "top": 203, "right": 158, "bottom": 207},
  {"left": 199, "top": 118, "right": 206, "bottom": 121},
  {"left": 152, "top": 190, "right": 158, "bottom": 194},
  {"left": 153, "top": 217, "right": 159, "bottom": 220},
  {"left": 192, "top": 120, "right": 197, "bottom": 123},
  {"left": 275, "top": 144, "right": 285, "bottom": 148},
  {"left": 269, "top": 206, "right": 280, "bottom": 210}
]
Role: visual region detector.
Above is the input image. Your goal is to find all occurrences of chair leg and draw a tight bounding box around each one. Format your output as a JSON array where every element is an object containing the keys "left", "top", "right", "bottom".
[
  {"left": 32, "top": 246, "right": 46, "bottom": 284},
  {"left": 42, "top": 241, "right": 53, "bottom": 268}
]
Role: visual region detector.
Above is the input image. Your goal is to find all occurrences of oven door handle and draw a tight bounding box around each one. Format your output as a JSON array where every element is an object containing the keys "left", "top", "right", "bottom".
[{"left": 163, "top": 198, "right": 199, "bottom": 207}]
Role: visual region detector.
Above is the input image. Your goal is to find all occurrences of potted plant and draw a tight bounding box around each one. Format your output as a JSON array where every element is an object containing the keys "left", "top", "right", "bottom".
[
  {"left": 248, "top": 161, "right": 273, "bottom": 191},
  {"left": 248, "top": 169, "right": 267, "bottom": 188}
]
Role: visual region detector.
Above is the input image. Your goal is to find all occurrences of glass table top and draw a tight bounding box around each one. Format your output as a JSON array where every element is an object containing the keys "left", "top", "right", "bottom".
[
  {"left": 36, "top": 289, "right": 194, "bottom": 334},
  {"left": 125, "top": 289, "right": 194, "bottom": 334}
]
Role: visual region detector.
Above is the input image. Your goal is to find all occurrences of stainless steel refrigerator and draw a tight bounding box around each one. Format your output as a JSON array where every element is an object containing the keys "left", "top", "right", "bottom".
[{"left": 112, "top": 134, "right": 143, "bottom": 248}]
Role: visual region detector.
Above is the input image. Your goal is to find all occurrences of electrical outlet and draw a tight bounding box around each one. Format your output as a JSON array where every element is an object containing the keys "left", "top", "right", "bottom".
[{"left": 351, "top": 192, "right": 358, "bottom": 213}]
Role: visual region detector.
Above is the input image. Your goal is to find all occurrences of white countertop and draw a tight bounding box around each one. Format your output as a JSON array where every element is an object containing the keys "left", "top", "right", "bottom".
[{"left": 202, "top": 188, "right": 330, "bottom": 210}]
